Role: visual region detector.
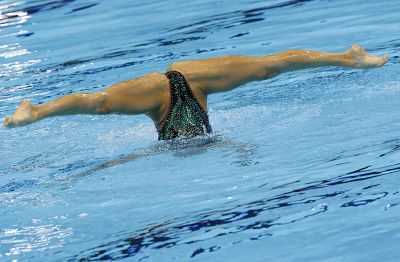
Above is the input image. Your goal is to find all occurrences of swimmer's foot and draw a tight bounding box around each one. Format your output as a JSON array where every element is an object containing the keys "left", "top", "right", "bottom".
[
  {"left": 3, "top": 99, "right": 38, "bottom": 128},
  {"left": 346, "top": 44, "right": 388, "bottom": 69}
]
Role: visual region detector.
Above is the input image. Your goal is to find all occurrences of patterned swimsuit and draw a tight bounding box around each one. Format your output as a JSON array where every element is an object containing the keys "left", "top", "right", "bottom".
[{"left": 157, "top": 71, "right": 212, "bottom": 140}]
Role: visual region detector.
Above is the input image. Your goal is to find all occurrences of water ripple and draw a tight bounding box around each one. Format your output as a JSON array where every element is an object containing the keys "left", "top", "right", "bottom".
[
  {"left": 70, "top": 161, "right": 399, "bottom": 261},
  {"left": 0, "top": 224, "right": 73, "bottom": 257}
]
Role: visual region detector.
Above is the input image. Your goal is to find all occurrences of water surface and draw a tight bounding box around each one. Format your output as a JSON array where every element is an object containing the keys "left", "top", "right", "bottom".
[{"left": 0, "top": 0, "right": 399, "bottom": 261}]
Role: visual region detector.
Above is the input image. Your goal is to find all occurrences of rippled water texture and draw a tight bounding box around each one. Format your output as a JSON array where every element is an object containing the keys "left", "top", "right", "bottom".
[{"left": 1, "top": 0, "right": 400, "bottom": 261}]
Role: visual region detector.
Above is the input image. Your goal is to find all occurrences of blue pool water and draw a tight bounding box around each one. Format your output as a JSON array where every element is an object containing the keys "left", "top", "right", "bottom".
[{"left": 1, "top": 0, "right": 400, "bottom": 261}]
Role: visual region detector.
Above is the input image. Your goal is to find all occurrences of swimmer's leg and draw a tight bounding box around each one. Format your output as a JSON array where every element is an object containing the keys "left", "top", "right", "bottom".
[
  {"left": 168, "top": 44, "right": 388, "bottom": 95},
  {"left": 3, "top": 72, "right": 169, "bottom": 128}
]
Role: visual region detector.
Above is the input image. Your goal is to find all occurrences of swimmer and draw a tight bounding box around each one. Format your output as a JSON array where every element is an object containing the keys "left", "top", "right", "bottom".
[{"left": 3, "top": 44, "right": 388, "bottom": 140}]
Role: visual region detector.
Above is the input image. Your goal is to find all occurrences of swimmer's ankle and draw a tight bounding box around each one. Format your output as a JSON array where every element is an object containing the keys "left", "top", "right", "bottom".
[
  {"left": 31, "top": 105, "right": 42, "bottom": 121},
  {"left": 29, "top": 107, "right": 39, "bottom": 123},
  {"left": 21, "top": 99, "right": 41, "bottom": 123},
  {"left": 341, "top": 51, "right": 355, "bottom": 68}
]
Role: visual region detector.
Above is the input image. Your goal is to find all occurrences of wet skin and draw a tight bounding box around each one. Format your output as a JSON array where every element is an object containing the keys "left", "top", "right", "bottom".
[{"left": 3, "top": 45, "right": 388, "bottom": 130}]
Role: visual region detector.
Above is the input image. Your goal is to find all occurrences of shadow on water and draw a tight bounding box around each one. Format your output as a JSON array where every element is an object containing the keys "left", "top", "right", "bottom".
[{"left": 69, "top": 160, "right": 399, "bottom": 261}]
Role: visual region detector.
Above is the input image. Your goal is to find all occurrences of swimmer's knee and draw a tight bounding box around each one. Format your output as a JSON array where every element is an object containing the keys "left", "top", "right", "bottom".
[
  {"left": 78, "top": 92, "right": 109, "bottom": 114},
  {"left": 167, "top": 61, "right": 187, "bottom": 72}
]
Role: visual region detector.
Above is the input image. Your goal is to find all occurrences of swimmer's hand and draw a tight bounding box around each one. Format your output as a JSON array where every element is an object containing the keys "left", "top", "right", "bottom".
[
  {"left": 3, "top": 99, "right": 38, "bottom": 128},
  {"left": 346, "top": 44, "right": 388, "bottom": 69}
]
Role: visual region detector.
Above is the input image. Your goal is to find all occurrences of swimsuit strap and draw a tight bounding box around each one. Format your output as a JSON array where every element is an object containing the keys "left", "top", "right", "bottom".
[{"left": 158, "top": 71, "right": 212, "bottom": 140}]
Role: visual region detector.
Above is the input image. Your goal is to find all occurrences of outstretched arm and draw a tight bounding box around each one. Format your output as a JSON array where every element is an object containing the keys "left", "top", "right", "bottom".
[
  {"left": 168, "top": 44, "right": 388, "bottom": 94},
  {"left": 3, "top": 72, "right": 169, "bottom": 128}
]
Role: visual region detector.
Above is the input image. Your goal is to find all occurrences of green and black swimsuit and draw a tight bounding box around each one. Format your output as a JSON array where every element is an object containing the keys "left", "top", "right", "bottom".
[{"left": 158, "top": 71, "right": 212, "bottom": 140}]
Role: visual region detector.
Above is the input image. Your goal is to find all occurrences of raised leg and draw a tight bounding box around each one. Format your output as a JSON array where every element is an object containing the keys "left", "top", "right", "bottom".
[
  {"left": 3, "top": 45, "right": 388, "bottom": 129},
  {"left": 168, "top": 44, "right": 388, "bottom": 95},
  {"left": 3, "top": 72, "right": 169, "bottom": 128}
]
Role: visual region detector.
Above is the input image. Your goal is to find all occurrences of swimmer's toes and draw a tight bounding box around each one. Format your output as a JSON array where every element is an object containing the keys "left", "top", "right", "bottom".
[
  {"left": 382, "top": 54, "right": 389, "bottom": 65},
  {"left": 3, "top": 117, "right": 9, "bottom": 126},
  {"left": 373, "top": 54, "right": 387, "bottom": 67},
  {"left": 3, "top": 117, "right": 14, "bottom": 128}
]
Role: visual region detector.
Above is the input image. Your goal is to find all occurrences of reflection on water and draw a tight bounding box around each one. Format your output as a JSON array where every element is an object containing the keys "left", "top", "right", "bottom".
[
  {"left": 0, "top": 10, "right": 29, "bottom": 28},
  {"left": 3, "top": 0, "right": 76, "bottom": 17},
  {"left": 0, "top": 223, "right": 73, "bottom": 257}
]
